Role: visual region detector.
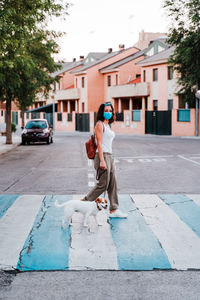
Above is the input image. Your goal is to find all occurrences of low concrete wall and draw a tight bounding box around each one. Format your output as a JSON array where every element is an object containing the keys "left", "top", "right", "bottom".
[
  {"left": 112, "top": 110, "right": 145, "bottom": 134},
  {"left": 172, "top": 109, "right": 196, "bottom": 136},
  {"left": 55, "top": 112, "right": 76, "bottom": 132}
]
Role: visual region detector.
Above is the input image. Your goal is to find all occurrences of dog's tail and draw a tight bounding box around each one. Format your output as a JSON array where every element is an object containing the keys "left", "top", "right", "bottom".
[{"left": 54, "top": 200, "right": 66, "bottom": 208}]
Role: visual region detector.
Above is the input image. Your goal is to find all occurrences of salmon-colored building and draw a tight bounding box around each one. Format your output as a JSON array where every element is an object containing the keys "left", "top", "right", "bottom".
[{"left": 0, "top": 32, "right": 198, "bottom": 136}]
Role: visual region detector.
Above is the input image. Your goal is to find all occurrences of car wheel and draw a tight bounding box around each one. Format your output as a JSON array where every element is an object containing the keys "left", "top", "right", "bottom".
[
  {"left": 21, "top": 139, "right": 26, "bottom": 145},
  {"left": 51, "top": 137, "right": 53, "bottom": 143}
]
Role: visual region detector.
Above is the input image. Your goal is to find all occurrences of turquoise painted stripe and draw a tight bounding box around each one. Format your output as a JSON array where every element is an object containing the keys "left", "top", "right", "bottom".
[
  {"left": 109, "top": 195, "right": 171, "bottom": 270},
  {"left": 17, "top": 195, "right": 71, "bottom": 271},
  {"left": 0, "top": 195, "right": 19, "bottom": 219},
  {"left": 159, "top": 194, "right": 200, "bottom": 238}
]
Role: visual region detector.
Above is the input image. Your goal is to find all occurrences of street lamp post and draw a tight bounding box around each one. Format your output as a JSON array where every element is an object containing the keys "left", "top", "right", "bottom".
[
  {"left": 53, "top": 82, "right": 56, "bottom": 131},
  {"left": 195, "top": 89, "right": 200, "bottom": 136}
]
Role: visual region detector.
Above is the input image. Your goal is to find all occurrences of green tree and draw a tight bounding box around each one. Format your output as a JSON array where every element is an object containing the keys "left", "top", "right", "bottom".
[
  {"left": 0, "top": 0, "right": 69, "bottom": 144},
  {"left": 164, "top": 0, "right": 200, "bottom": 106}
]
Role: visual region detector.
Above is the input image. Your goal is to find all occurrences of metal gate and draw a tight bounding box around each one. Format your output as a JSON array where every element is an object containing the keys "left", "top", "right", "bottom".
[
  {"left": 145, "top": 111, "right": 171, "bottom": 135},
  {"left": 44, "top": 113, "right": 53, "bottom": 127},
  {"left": 76, "top": 113, "right": 90, "bottom": 132}
]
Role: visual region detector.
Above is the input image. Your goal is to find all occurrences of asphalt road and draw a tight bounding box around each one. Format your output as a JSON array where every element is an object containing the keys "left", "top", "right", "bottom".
[
  {"left": 0, "top": 132, "right": 200, "bottom": 194},
  {"left": 1, "top": 132, "right": 200, "bottom": 300}
]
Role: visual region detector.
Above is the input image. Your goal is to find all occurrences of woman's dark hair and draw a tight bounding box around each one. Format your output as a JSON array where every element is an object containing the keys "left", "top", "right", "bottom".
[{"left": 96, "top": 102, "right": 115, "bottom": 124}]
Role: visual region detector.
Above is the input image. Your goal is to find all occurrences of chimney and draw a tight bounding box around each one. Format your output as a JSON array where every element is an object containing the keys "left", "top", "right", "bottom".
[
  {"left": 108, "top": 48, "right": 112, "bottom": 53},
  {"left": 73, "top": 58, "right": 76, "bottom": 62},
  {"left": 79, "top": 55, "right": 84, "bottom": 61},
  {"left": 119, "top": 44, "right": 125, "bottom": 51}
]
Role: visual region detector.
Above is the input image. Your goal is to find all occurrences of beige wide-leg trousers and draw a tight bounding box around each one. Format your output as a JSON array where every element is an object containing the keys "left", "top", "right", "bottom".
[{"left": 83, "top": 152, "right": 119, "bottom": 211}]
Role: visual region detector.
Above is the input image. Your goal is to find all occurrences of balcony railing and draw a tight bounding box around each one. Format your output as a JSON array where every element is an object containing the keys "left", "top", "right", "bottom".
[
  {"left": 55, "top": 88, "right": 80, "bottom": 100},
  {"left": 109, "top": 82, "right": 150, "bottom": 98}
]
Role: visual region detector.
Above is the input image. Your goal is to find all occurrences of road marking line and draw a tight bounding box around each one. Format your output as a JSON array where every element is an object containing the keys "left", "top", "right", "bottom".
[
  {"left": 187, "top": 194, "right": 200, "bottom": 207},
  {"left": 131, "top": 194, "right": 200, "bottom": 270},
  {"left": 17, "top": 195, "right": 71, "bottom": 271},
  {"left": 88, "top": 159, "right": 92, "bottom": 167},
  {"left": 88, "top": 173, "right": 94, "bottom": 178},
  {"left": 159, "top": 194, "right": 200, "bottom": 238},
  {"left": 189, "top": 157, "right": 200, "bottom": 159},
  {"left": 138, "top": 158, "right": 152, "bottom": 162},
  {"left": 69, "top": 195, "right": 118, "bottom": 270},
  {"left": 114, "top": 159, "right": 120, "bottom": 163},
  {"left": 116, "top": 155, "right": 173, "bottom": 159},
  {"left": 178, "top": 155, "right": 200, "bottom": 166},
  {"left": 0, "top": 195, "right": 44, "bottom": 270},
  {"left": 88, "top": 181, "right": 95, "bottom": 187},
  {"left": 110, "top": 195, "right": 171, "bottom": 270},
  {"left": 152, "top": 158, "right": 166, "bottom": 162}
]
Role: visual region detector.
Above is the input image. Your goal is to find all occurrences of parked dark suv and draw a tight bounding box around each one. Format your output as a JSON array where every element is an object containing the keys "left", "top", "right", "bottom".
[{"left": 21, "top": 119, "right": 53, "bottom": 145}]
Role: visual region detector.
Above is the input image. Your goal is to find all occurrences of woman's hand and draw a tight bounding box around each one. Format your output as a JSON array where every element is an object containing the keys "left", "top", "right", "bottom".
[{"left": 100, "top": 160, "right": 107, "bottom": 170}]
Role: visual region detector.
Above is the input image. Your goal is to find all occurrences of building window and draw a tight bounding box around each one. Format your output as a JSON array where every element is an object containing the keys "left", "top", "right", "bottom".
[
  {"left": 82, "top": 103, "right": 85, "bottom": 112},
  {"left": 81, "top": 77, "right": 85, "bottom": 88},
  {"left": 168, "top": 99, "right": 173, "bottom": 110},
  {"left": 1, "top": 110, "right": 3, "bottom": 117},
  {"left": 136, "top": 74, "right": 141, "bottom": 78},
  {"left": 76, "top": 78, "right": 78, "bottom": 88},
  {"left": 58, "top": 81, "right": 61, "bottom": 90},
  {"left": 153, "top": 100, "right": 158, "bottom": 111},
  {"left": 168, "top": 66, "right": 173, "bottom": 80},
  {"left": 132, "top": 110, "right": 141, "bottom": 121},
  {"left": 57, "top": 113, "right": 62, "bottom": 121},
  {"left": 26, "top": 112, "right": 29, "bottom": 119},
  {"left": 116, "top": 74, "right": 118, "bottom": 85},
  {"left": 107, "top": 75, "right": 111, "bottom": 86},
  {"left": 153, "top": 68, "right": 158, "bottom": 81},
  {"left": 178, "top": 109, "right": 190, "bottom": 122},
  {"left": 143, "top": 70, "right": 146, "bottom": 82}
]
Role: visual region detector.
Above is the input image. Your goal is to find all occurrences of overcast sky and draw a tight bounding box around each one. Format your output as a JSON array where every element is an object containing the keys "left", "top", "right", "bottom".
[{"left": 52, "top": 0, "right": 169, "bottom": 62}]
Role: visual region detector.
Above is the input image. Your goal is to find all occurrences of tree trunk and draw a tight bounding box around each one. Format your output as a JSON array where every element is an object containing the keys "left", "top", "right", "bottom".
[
  {"left": 21, "top": 110, "right": 25, "bottom": 128},
  {"left": 6, "top": 99, "right": 12, "bottom": 144}
]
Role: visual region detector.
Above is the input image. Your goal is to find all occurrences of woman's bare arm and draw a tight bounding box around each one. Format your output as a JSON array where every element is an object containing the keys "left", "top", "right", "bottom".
[{"left": 95, "top": 122, "right": 107, "bottom": 170}]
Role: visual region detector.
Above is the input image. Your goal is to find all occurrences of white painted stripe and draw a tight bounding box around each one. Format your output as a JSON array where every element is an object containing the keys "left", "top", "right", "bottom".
[
  {"left": 88, "top": 173, "right": 94, "bottom": 178},
  {"left": 131, "top": 194, "right": 200, "bottom": 270},
  {"left": 117, "top": 155, "right": 173, "bottom": 159},
  {"left": 69, "top": 195, "right": 118, "bottom": 270},
  {"left": 0, "top": 195, "right": 44, "bottom": 270},
  {"left": 114, "top": 159, "right": 120, "bottom": 163},
  {"left": 178, "top": 155, "right": 200, "bottom": 166},
  {"left": 88, "top": 159, "right": 92, "bottom": 167},
  {"left": 126, "top": 159, "right": 133, "bottom": 163},
  {"left": 138, "top": 158, "right": 152, "bottom": 163},
  {"left": 88, "top": 181, "right": 95, "bottom": 187},
  {"left": 189, "top": 157, "right": 200, "bottom": 159},
  {"left": 152, "top": 158, "right": 166, "bottom": 162},
  {"left": 187, "top": 194, "right": 200, "bottom": 207}
]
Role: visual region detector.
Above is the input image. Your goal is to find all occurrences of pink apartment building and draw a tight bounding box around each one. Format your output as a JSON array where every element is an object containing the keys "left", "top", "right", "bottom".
[{"left": 0, "top": 32, "right": 197, "bottom": 136}]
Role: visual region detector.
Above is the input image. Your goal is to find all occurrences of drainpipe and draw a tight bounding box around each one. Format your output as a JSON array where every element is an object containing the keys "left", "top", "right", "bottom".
[
  {"left": 53, "top": 82, "right": 56, "bottom": 131},
  {"left": 195, "top": 86, "right": 200, "bottom": 136}
]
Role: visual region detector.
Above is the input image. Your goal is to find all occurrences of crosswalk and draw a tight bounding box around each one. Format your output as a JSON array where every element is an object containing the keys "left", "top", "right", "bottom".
[{"left": 0, "top": 194, "right": 200, "bottom": 271}]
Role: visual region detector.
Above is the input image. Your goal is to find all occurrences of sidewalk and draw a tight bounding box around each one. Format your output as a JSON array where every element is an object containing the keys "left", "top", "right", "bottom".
[{"left": 0, "top": 133, "right": 21, "bottom": 156}]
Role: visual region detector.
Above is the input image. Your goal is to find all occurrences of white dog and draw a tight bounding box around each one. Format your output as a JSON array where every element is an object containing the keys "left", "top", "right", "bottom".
[{"left": 54, "top": 198, "right": 108, "bottom": 228}]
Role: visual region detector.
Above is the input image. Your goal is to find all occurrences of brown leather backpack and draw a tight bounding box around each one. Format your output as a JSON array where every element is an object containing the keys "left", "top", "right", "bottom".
[{"left": 85, "top": 134, "right": 97, "bottom": 159}]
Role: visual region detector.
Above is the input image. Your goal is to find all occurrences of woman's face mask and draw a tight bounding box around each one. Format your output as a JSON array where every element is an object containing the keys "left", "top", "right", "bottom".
[
  {"left": 104, "top": 104, "right": 112, "bottom": 120},
  {"left": 104, "top": 112, "right": 112, "bottom": 120}
]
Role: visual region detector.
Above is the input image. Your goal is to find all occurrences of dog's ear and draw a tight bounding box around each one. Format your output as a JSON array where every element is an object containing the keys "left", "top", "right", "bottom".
[{"left": 96, "top": 198, "right": 102, "bottom": 203}]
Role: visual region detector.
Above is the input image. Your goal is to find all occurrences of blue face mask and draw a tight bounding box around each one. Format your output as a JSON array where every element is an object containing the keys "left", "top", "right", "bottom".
[{"left": 104, "top": 112, "right": 112, "bottom": 120}]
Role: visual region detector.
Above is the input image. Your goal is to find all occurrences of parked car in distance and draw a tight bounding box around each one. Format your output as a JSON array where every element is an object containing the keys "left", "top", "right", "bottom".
[{"left": 21, "top": 119, "right": 53, "bottom": 145}]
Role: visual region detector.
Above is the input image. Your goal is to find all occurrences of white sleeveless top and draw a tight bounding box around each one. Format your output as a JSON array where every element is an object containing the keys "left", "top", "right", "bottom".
[{"left": 97, "top": 122, "right": 115, "bottom": 154}]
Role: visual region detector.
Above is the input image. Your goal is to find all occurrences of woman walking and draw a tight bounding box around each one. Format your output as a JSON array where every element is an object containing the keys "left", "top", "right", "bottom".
[{"left": 83, "top": 102, "right": 127, "bottom": 218}]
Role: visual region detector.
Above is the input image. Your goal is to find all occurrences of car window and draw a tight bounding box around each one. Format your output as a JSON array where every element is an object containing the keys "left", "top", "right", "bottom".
[{"left": 25, "top": 121, "right": 47, "bottom": 129}]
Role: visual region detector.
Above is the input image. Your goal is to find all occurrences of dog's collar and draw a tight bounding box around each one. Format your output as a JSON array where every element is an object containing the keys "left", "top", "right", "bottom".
[{"left": 96, "top": 202, "right": 102, "bottom": 211}]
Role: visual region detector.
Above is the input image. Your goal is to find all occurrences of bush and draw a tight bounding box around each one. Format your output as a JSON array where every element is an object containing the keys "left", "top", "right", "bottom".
[{"left": 11, "top": 123, "right": 17, "bottom": 133}]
